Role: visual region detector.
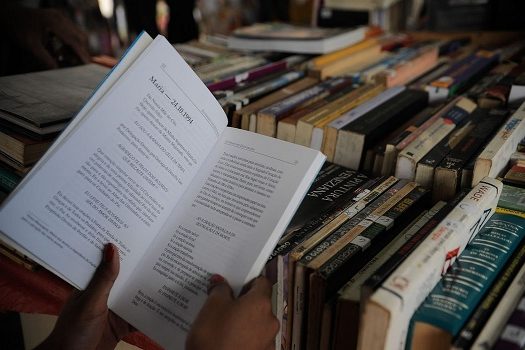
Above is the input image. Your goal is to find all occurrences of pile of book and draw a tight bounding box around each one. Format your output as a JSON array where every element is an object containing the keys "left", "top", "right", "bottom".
[
  {"left": 267, "top": 164, "right": 525, "bottom": 350},
  {"left": 1, "top": 24, "right": 525, "bottom": 350},
  {"left": 224, "top": 24, "right": 525, "bottom": 203}
]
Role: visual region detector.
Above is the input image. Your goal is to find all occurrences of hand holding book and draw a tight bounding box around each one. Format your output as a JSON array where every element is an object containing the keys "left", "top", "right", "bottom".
[{"left": 35, "top": 243, "right": 279, "bottom": 350}]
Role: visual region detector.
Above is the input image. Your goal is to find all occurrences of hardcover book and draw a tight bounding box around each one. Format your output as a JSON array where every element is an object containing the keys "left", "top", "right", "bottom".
[
  {"left": 0, "top": 34, "right": 326, "bottom": 349},
  {"left": 0, "top": 64, "right": 109, "bottom": 136},
  {"left": 227, "top": 23, "right": 367, "bottom": 54}
]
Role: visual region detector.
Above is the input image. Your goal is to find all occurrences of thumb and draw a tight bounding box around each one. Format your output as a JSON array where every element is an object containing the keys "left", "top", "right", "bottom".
[{"left": 82, "top": 243, "right": 120, "bottom": 307}]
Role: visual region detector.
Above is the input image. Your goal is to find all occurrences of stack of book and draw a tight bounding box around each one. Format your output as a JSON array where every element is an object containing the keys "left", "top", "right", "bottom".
[
  {"left": 268, "top": 171, "right": 525, "bottom": 350},
  {"left": 0, "top": 64, "right": 109, "bottom": 199},
  {"left": 227, "top": 23, "right": 525, "bottom": 203}
]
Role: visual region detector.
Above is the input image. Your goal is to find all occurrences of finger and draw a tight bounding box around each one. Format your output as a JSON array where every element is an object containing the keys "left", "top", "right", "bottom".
[
  {"left": 82, "top": 243, "right": 120, "bottom": 307},
  {"left": 244, "top": 276, "right": 273, "bottom": 299},
  {"left": 45, "top": 11, "right": 91, "bottom": 63},
  {"left": 29, "top": 42, "right": 58, "bottom": 69}
]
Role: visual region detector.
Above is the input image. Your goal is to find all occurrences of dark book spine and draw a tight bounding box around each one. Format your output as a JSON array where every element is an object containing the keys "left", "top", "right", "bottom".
[
  {"left": 361, "top": 189, "right": 466, "bottom": 298},
  {"left": 298, "top": 180, "right": 410, "bottom": 266},
  {"left": 344, "top": 90, "right": 429, "bottom": 144},
  {"left": 319, "top": 186, "right": 429, "bottom": 285},
  {"left": 452, "top": 239, "right": 525, "bottom": 349},
  {"left": 387, "top": 106, "right": 440, "bottom": 147},
  {"left": 493, "top": 294, "right": 525, "bottom": 350},
  {"left": 439, "top": 109, "right": 508, "bottom": 171}
]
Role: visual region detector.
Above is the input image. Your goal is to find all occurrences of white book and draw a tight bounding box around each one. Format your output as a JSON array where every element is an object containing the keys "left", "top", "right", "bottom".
[
  {"left": 358, "top": 177, "right": 502, "bottom": 350},
  {"left": 228, "top": 23, "right": 366, "bottom": 54},
  {"left": 0, "top": 33, "right": 325, "bottom": 349},
  {"left": 472, "top": 101, "right": 525, "bottom": 187}
]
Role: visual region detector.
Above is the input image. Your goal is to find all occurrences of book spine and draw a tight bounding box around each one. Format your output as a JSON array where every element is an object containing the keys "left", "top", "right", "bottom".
[
  {"left": 471, "top": 260, "right": 525, "bottom": 350},
  {"left": 306, "top": 186, "right": 429, "bottom": 350},
  {"left": 317, "top": 185, "right": 423, "bottom": 273},
  {"left": 414, "top": 115, "right": 475, "bottom": 189},
  {"left": 453, "top": 239, "right": 525, "bottom": 350},
  {"left": 292, "top": 176, "right": 398, "bottom": 259},
  {"left": 206, "top": 57, "right": 301, "bottom": 92},
  {"left": 334, "top": 89, "right": 428, "bottom": 170},
  {"left": 258, "top": 77, "right": 352, "bottom": 119},
  {"left": 367, "top": 178, "right": 502, "bottom": 350},
  {"left": 410, "top": 213, "right": 525, "bottom": 347},
  {"left": 473, "top": 101, "right": 525, "bottom": 186},
  {"left": 433, "top": 109, "right": 508, "bottom": 201},
  {"left": 396, "top": 97, "right": 476, "bottom": 180},
  {"left": 360, "top": 196, "right": 460, "bottom": 301},
  {"left": 290, "top": 179, "right": 406, "bottom": 350},
  {"left": 323, "top": 86, "right": 405, "bottom": 162},
  {"left": 331, "top": 209, "right": 434, "bottom": 350},
  {"left": 318, "top": 186, "right": 428, "bottom": 280},
  {"left": 492, "top": 296, "right": 525, "bottom": 350},
  {"left": 299, "top": 180, "right": 411, "bottom": 267}
]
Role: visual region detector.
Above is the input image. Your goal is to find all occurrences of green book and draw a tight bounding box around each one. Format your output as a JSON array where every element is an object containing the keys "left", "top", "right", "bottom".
[
  {"left": 408, "top": 212, "right": 525, "bottom": 349},
  {"left": 498, "top": 184, "right": 525, "bottom": 213}
]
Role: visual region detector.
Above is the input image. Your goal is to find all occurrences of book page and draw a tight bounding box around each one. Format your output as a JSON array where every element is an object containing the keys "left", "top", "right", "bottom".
[
  {"left": 111, "top": 127, "right": 325, "bottom": 349},
  {"left": 0, "top": 36, "right": 227, "bottom": 291}
]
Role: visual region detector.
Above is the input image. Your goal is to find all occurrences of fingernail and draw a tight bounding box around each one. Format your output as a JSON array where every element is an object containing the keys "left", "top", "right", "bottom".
[
  {"left": 208, "top": 274, "right": 225, "bottom": 293},
  {"left": 104, "top": 244, "right": 114, "bottom": 263}
]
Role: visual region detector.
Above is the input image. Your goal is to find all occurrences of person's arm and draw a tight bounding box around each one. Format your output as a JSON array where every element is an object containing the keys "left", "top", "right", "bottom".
[{"left": 0, "top": 3, "right": 90, "bottom": 69}]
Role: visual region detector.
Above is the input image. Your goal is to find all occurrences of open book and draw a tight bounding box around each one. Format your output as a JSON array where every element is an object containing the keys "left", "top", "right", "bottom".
[{"left": 0, "top": 33, "right": 325, "bottom": 349}]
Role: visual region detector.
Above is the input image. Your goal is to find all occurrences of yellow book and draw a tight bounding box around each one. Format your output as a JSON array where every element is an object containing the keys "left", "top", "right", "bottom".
[{"left": 309, "top": 37, "right": 379, "bottom": 68}]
